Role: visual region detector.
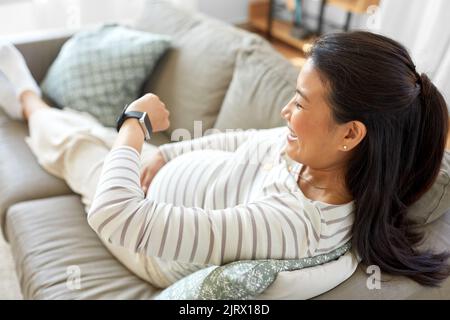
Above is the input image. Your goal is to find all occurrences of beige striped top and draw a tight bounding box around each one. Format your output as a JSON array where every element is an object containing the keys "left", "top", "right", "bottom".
[{"left": 87, "top": 127, "right": 355, "bottom": 288}]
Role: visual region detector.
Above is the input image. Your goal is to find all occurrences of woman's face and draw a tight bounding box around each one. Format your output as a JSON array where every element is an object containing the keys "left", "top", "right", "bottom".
[{"left": 280, "top": 59, "right": 349, "bottom": 169}]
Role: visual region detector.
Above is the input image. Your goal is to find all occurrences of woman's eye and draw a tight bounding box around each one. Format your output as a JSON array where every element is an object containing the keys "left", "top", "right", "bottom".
[{"left": 295, "top": 102, "right": 303, "bottom": 109}]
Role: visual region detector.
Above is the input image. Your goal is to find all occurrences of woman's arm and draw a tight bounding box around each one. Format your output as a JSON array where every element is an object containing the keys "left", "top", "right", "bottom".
[
  {"left": 112, "top": 92, "right": 259, "bottom": 162},
  {"left": 112, "top": 119, "right": 145, "bottom": 153},
  {"left": 87, "top": 147, "right": 321, "bottom": 265},
  {"left": 139, "top": 129, "right": 259, "bottom": 194},
  {"left": 93, "top": 94, "right": 317, "bottom": 264},
  {"left": 158, "top": 129, "right": 258, "bottom": 163},
  {"left": 112, "top": 93, "right": 170, "bottom": 153}
]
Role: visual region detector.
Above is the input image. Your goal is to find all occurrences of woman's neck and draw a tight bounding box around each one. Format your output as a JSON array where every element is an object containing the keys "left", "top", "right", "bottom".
[{"left": 299, "top": 164, "right": 353, "bottom": 205}]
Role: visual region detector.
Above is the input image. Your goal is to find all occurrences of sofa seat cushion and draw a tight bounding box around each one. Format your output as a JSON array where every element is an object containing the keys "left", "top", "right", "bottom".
[
  {"left": 135, "top": 0, "right": 266, "bottom": 138},
  {"left": 0, "top": 109, "right": 72, "bottom": 236},
  {"left": 6, "top": 195, "right": 159, "bottom": 299}
]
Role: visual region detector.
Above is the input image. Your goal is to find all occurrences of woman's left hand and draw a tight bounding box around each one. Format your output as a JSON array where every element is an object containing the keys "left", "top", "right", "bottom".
[{"left": 126, "top": 93, "right": 170, "bottom": 132}]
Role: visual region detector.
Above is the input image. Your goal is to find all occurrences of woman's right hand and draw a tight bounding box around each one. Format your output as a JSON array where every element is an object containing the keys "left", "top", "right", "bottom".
[{"left": 140, "top": 150, "right": 167, "bottom": 195}]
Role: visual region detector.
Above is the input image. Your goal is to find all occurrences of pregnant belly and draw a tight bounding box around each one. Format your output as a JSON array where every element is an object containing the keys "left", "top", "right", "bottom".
[{"left": 145, "top": 149, "right": 231, "bottom": 206}]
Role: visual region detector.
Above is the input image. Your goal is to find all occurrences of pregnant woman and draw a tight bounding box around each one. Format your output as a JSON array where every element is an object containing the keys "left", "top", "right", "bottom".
[{"left": 0, "top": 31, "right": 449, "bottom": 289}]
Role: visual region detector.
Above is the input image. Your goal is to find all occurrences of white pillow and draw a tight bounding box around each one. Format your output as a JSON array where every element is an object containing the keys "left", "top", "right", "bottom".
[{"left": 255, "top": 251, "right": 359, "bottom": 300}]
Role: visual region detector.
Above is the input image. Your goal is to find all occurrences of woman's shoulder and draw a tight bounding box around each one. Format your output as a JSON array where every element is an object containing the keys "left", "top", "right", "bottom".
[{"left": 290, "top": 189, "right": 355, "bottom": 227}]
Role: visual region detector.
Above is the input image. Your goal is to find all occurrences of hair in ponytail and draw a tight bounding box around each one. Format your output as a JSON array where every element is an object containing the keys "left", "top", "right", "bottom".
[{"left": 309, "top": 31, "right": 450, "bottom": 286}]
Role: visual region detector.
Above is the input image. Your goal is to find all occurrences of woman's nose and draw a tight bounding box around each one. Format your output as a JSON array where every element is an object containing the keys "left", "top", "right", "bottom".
[{"left": 280, "top": 104, "right": 290, "bottom": 120}]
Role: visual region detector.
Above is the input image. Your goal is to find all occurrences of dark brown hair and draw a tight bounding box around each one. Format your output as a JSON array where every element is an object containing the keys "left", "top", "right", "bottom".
[{"left": 309, "top": 31, "right": 450, "bottom": 286}]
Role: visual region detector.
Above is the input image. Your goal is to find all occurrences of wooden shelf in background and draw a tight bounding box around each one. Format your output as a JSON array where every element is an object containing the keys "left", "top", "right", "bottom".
[
  {"left": 239, "top": 20, "right": 306, "bottom": 69},
  {"left": 327, "top": 0, "right": 379, "bottom": 14},
  {"left": 250, "top": 16, "right": 316, "bottom": 53},
  {"left": 248, "top": 0, "right": 380, "bottom": 54}
]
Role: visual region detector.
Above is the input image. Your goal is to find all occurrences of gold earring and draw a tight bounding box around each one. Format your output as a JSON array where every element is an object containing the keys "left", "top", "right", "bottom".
[{"left": 343, "top": 145, "right": 348, "bottom": 150}]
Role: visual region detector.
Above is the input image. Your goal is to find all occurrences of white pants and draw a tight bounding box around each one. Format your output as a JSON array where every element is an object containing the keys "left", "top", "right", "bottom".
[{"left": 25, "top": 106, "right": 168, "bottom": 287}]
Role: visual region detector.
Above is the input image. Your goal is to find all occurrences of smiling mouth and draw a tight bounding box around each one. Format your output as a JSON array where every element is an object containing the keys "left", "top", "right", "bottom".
[{"left": 287, "top": 125, "right": 298, "bottom": 141}]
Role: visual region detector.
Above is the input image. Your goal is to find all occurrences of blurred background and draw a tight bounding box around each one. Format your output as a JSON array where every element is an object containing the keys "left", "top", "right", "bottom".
[{"left": 0, "top": 0, "right": 449, "bottom": 104}]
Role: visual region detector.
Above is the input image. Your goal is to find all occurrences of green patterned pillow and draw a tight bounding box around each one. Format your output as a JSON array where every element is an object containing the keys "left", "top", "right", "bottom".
[
  {"left": 155, "top": 241, "right": 351, "bottom": 300},
  {"left": 41, "top": 24, "right": 171, "bottom": 127}
]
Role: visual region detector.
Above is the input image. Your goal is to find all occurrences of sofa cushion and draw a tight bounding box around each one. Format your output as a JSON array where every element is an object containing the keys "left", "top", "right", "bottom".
[
  {"left": 214, "top": 45, "right": 298, "bottom": 131},
  {"left": 257, "top": 250, "right": 358, "bottom": 299},
  {"left": 133, "top": 0, "right": 201, "bottom": 38},
  {"left": 40, "top": 24, "right": 171, "bottom": 127},
  {"left": 135, "top": 0, "right": 266, "bottom": 138},
  {"left": 0, "top": 109, "right": 72, "bottom": 237},
  {"left": 6, "top": 195, "right": 159, "bottom": 299},
  {"left": 408, "top": 151, "right": 450, "bottom": 225}
]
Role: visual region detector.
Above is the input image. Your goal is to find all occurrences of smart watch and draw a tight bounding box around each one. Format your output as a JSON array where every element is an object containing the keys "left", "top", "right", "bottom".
[{"left": 116, "top": 104, "right": 153, "bottom": 141}]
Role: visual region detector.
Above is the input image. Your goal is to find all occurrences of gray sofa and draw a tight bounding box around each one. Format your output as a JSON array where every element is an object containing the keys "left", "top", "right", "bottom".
[{"left": 1, "top": 1, "right": 449, "bottom": 299}]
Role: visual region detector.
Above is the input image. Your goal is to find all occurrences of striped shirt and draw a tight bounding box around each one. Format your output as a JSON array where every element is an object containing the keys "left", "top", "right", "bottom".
[{"left": 88, "top": 127, "right": 355, "bottom": 288}]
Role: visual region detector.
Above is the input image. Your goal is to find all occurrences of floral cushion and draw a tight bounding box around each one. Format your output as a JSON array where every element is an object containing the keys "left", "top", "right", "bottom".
[{"left": 155, "top": 241, "right": 351, "bottom": 300}]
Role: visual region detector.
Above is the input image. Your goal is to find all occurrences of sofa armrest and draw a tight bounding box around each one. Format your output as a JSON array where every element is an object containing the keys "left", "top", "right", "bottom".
[{"left": 11, "top": 30, "right": 74, "bottom": 84}]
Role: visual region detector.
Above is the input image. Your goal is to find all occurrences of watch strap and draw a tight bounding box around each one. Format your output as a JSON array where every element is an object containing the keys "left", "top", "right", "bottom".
[{"left": 116, "top": 105, "right": 153, "bottom": 141}]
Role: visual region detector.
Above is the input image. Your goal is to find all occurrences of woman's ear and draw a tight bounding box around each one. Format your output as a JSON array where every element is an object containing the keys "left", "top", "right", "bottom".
[{"left": 341, "top": 121, "right": 367, "bottom": 151}]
